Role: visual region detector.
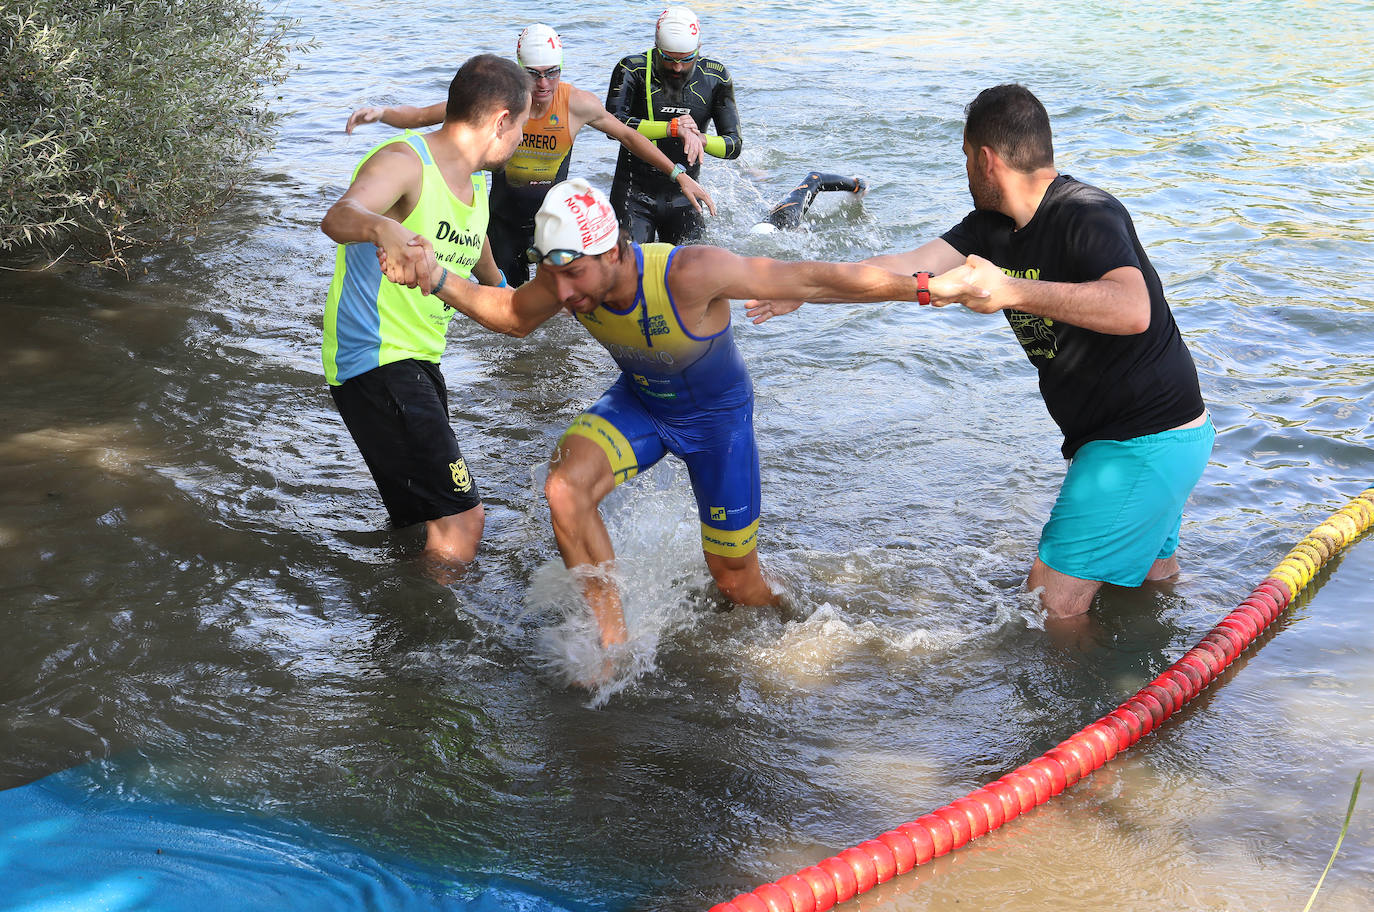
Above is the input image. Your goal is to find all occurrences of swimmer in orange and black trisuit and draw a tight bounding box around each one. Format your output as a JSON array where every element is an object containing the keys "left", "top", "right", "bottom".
[{"left": 750, "top": 171, "right": 868, "bottom": 234}]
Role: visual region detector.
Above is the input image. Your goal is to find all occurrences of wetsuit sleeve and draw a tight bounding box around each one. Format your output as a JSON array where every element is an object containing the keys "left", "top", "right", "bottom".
[
  {"left": 704, "top": 62, "right": 742, "bottom": 160},
  {"left": 605, "top": 57, "right": 646, "bottom": 131},
  {"left": 636, "top": 121, "right": 671, "bottom": 140}
]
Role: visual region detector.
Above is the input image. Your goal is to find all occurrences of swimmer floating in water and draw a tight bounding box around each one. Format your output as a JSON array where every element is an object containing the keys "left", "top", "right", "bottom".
[{"left": 750, "top": 171, "right": 868, "bottom": 234}]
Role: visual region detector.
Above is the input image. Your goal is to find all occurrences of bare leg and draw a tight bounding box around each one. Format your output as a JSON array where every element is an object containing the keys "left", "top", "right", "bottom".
[
  {"left": 703, "top": 548, "right": 780, "bottom": 607},
  {"left": 421, "top": 503, "right": 485, "bottom": 577},
  {"left": 1145, "top": 555, "right": 1180, "bottom": 581},
  {"left": 543, "top": 435, "right": 626, "bottom": 647},
  {"left": 1027, "top": 556, "right": 1103, "bottom": 619}
]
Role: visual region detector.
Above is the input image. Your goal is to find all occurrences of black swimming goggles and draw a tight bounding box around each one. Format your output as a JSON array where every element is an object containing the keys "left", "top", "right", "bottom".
[{"left": 527, "top": 246, "right": 587, "bottom": 266}]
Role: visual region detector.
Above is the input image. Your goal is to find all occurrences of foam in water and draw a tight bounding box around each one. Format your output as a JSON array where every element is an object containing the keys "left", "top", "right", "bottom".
[
  {"left": 731, "top": 539, "right": 1045, "bottom": 690},
  {"left": 522, "top": 460, "right": 715, "bottom": 706}
]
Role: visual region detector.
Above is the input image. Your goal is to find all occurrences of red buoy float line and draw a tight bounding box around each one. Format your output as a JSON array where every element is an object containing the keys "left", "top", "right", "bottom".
[{"left": 707, "top": 487, "right": 1374, "bottom": 912}]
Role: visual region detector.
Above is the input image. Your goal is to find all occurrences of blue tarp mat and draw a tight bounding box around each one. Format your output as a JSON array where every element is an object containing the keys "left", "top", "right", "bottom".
[{"left": 0, "top": 769, "right": 578, "bottom": 912}]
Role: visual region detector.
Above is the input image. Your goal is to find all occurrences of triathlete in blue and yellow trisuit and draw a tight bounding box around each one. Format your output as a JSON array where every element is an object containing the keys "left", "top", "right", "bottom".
[
  {"left": 563, "top": 241, "right": 761, "bottom": 559},
  {"left": 343, "top": 24, "right": 713, "bottom": 288},
  {"left": 399, "top": 178, "right": 943, "bottom": 660},
  {"left": 320, "top": 55, "right": 531, "bottom": 568}
]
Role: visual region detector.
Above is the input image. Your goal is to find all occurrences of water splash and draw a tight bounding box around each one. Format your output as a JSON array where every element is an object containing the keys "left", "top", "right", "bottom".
[{"left": 523, "top": 461, "right": 718, "bottom": 706}]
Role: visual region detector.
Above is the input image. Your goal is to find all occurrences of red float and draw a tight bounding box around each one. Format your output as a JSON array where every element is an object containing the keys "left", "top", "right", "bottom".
[
  {"left": 817, "top": 857, "right": 857, "bottom": 905},
  {"left": 895, "top": 823, "right": 935, "bottom": 866},
  {"left": 985, "top": 778, "right": 1028, "bottom": 818},
  {"left": 703, "top": 496, "right": 1372, "bottom": 912},
  {"left": 730, "top": 894, "right": 769, "bottom": 912},
  {"left": 932, "top": 806, "right": 972, "bottom": 849},
  {"left": 914, "top": 814, "right": 954, "bottom": 856},
  {"left": 797, "top": 866, "right": 836, "bottom": 912},
  {"left": 969, "top": 787, "right": 1006, "bottom": 829},
  {"left": 857, "top": 840, "right": 896, "bottom": 883},
  {"left": 752, "top": 883, "right": 794, "bottom": 912},
  {"left": 1027, "top": 757, "right": 1068, "bottom": 795},
  {"left": 776, "top": 875, "right": 818, "bottom": 912}
]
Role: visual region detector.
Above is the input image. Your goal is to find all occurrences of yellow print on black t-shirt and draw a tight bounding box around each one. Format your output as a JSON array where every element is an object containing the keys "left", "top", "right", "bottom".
[{"left": 1001, "top": 266, "right": 1057, "bottom": 360}]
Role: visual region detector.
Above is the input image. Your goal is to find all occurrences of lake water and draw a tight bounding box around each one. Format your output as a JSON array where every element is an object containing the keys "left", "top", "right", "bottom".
[{"left": 1, "top": 0, "right": 1371, "bottom": 909}]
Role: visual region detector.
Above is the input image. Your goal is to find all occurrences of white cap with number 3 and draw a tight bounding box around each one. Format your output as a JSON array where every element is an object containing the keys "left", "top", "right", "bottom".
[{"left": 655, "top": 7, "right": 700, "bottom": 54}]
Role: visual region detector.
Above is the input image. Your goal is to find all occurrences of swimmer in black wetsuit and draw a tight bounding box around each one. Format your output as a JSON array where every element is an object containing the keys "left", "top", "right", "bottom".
[
  {"left": 751, "top": 171, "right": 869, "bottom": 233},
  {"left": 605, "top": 6, "right": 742, "bottom": 245}
]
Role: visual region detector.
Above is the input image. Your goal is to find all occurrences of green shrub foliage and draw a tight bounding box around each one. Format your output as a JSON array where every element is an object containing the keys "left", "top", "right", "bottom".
[{"left": 1, "top": 0, "right": 305, "bottom": 267}]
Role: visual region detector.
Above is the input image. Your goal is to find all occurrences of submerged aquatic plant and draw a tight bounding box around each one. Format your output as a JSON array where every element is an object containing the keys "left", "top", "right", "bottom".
[
  {"left": 1301, "top": 770, "right": 1362, "bottom": 912},
  {"left": 0, "top": 0, "right": 310, "bottom": 270}
]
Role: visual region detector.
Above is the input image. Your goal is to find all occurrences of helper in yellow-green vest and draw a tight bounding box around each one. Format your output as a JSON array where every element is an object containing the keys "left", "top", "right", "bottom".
[{"left": 319, "top": 54, "right": 531, "bottom": 571}]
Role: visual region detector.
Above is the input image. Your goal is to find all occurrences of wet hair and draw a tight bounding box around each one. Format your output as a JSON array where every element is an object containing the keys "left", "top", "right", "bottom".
[
  {"left": 963, "top": 84, "right": 1054, "bottom": 172},
  {"left": 445, "top": 54, "right": 531, "bottom": 125}
]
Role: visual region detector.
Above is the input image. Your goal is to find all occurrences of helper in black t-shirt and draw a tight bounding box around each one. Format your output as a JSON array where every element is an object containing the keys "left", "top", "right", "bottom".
[
  {"left": 941, "top": 173, "right": 1204, "bottom": 459},
  {"left": 747, "top": 84, "right": 1213, "bottom": 621}
]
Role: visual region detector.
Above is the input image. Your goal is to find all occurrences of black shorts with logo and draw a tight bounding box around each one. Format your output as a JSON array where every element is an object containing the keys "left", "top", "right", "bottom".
[{"left": 329, "top": 358, "right": 481, "bottom": 528}]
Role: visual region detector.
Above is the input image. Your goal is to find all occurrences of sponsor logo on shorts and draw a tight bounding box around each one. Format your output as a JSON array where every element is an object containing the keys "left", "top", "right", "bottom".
[
  {"left": 710, "top": 506, "right": 726, "bottom": 522},
  {"left": 450, "top": 457, "right": 472, "bottom": 492}
]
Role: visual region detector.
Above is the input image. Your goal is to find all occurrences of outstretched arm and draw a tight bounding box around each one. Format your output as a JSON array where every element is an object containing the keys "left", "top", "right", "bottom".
[
  {"left": 379, "top": 242, "right": 563, "bottom": 337},
  {"left": 952, "top": 255, "right": 1151, "bottom": 334},
  {"left": 675, "top": 246, "right": 973, "bottom": 312},
  {"left": 745, "top": 239, "right": 970, "bottom": 323},
  {"left": 573, "top": 88, "right": 716, "bottom": 216},
  {"left": 345, "top": 101, "right": 446, "bottom": 134},
  {"left": 742, "top": 247, "right": 1149, "bottom": 333},
  {"left": 861, "top": 238, "right": 967, "bottom": 276}
]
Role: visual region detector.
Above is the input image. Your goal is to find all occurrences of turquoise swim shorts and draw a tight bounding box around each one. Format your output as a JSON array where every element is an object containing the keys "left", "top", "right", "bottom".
[{"left": 1038, "top": 416, "right": 1215, "bottom": 587}]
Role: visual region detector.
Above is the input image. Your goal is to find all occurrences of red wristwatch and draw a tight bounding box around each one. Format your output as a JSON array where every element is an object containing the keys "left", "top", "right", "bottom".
[{"left": 916, "top": 271, "right": 932, "bottom": 306}]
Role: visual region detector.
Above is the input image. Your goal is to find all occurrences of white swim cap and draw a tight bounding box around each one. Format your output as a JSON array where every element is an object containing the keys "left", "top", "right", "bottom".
[
  {"left": 516, "top": 24, "right": 563, "bottom": 69},
  {"left": 655, "top": 6, "right": 700, "bottom": 54},
  {"left": 534, "top": 179, "right": 620, "bottom": 260}
]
